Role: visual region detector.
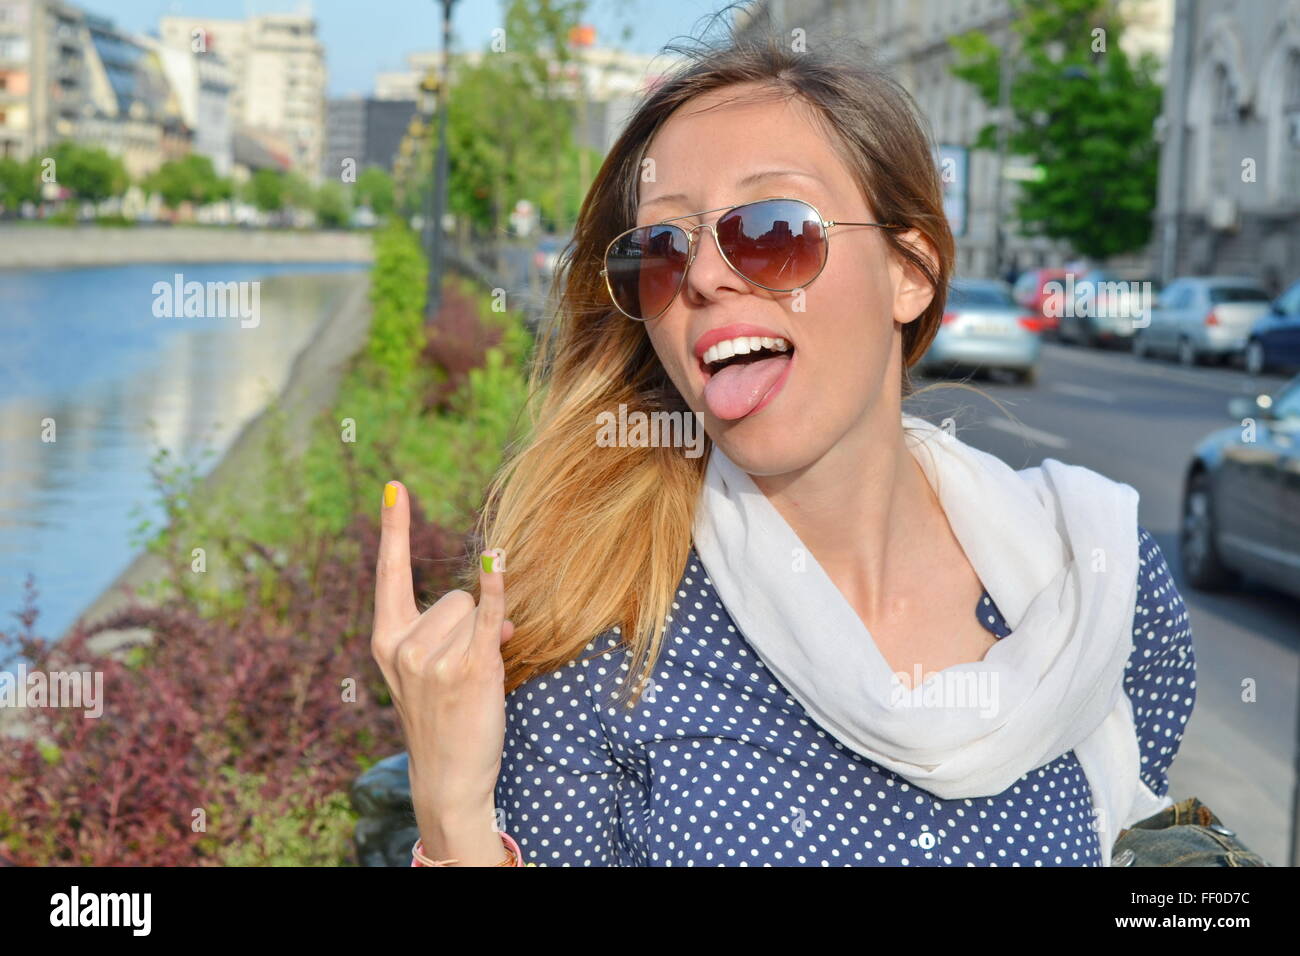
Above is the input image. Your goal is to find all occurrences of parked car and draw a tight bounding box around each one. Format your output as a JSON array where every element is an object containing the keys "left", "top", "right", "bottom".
[
  {"left": 1056, "top": 269, "right": 1154, "bottom": 347},
  {"left": 1011, "top": 267, "right": 1069, "bottom": 337},
  {"left": 918, "top": 278, "right": 1042, "bottom": 383},
  {"left": 1243, "top": 278, "right": 1300, "bottom": 375},
  {"left": 1134, "top": 276, "right": 1272, "bottom": 366},
  {"left": 1180, "top": 374, "right": 1300, "bottom": 598},
  {"left": 533, "top": 234, "right": 567, "bottom": 274}
]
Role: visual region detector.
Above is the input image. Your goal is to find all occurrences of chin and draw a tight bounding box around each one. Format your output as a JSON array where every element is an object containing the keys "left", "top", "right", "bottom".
[{"left": 704, "top": 415, "right": 830, "bottom": 479}]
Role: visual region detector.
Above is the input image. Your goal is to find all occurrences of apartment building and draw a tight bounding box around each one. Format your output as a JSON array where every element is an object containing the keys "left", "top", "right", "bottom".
[
  {"left": 160, "top": 12, "right": 325, "bottom": 181},
  {"left": 148, "top": 35, "right": 234, "bottom": 177},
  {"left": 323, "top": 95, "right": 416, "bottom": 181},
  {"left": 0, "top": 0, "right": 200, "bottom": 183},
  {"left": 0, "top": 0, "right": 96, "bottom": 159}
]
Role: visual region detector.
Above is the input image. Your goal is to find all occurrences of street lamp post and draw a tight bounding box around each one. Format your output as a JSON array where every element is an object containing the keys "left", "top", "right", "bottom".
[
  {"left": 416, "top": 77, "right": 436, "bottom": 256},
  {"left": 425, "top": 0, "right": 457, "bottom": 323},
  {"left": 990, "top": 23, "right": 1016, "bottom": 279}
]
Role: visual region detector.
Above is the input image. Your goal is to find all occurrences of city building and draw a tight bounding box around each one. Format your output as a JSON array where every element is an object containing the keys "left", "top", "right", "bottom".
[
  {"left": 81, "top": 13, "right": 188, "bottom": 181},
  {"left": 0, "top": 0, "right": 97, "bottom": 159},
  {"left": 0, "top": 0, "right": 194, "bottom": 181},
  {"left": 1154, "top": 0, "right": 1300, "bottom": 291},
  {"left": 323, "top": 95, "right": 415, "bottom": 181},
  {"left": 735, "top": 0, "right": 1175, "bottom": 278},
  {"left": 159, "top": 12, "right": 326, "bottom": 181},
  {"left": 147, "top": 35, "right": 234, "bottom": 176}
]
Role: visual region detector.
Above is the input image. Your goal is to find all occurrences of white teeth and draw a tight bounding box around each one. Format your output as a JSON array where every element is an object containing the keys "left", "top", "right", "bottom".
[{"left": 702, "top": 335, "right": 793, "bottom": 368}]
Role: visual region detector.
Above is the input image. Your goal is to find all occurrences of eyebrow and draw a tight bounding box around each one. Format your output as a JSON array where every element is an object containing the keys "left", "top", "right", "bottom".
[{"left": 639, "top": 168, "right": 823, "bottom": 214}]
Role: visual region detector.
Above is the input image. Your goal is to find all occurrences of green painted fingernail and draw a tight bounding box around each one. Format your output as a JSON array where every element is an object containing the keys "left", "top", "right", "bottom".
[{"left": 481, "top": 549, "right": 506, "bottom": 574}]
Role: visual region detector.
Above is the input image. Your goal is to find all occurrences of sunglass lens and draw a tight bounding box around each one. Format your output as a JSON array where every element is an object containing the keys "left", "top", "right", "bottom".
[
  {"left": 605, "top": 224, "right": 689, "bottom": 320},
  {"left": 718, "top": 199, "right": 826, "bottom": 290}
]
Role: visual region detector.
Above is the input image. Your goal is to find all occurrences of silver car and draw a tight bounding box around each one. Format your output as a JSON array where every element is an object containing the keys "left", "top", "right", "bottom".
[
  {"left": 1134, "top": 276, "right": 1272, "bottom": 366},
  {"left": 918, "top": 279, "right": 1042, "bottom": 384}
]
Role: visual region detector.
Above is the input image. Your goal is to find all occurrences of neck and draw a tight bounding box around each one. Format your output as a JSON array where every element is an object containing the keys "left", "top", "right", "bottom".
[{"left": 749, "top": 406, "right": 943, "bottom": 622}]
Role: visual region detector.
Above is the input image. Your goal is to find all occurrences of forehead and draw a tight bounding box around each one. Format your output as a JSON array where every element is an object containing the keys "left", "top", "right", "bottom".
[{"left": 637, "top": 86, "right": 851, "bottom": 215}]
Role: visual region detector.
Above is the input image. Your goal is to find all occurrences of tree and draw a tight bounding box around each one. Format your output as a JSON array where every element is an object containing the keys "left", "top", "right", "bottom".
[
  {"left": 315, "top": 181, "right": 352, "bottom": 228},
  {"left": 0, "top": 156, "right": 41, "bottom": 211},
  {"left": 245, "top": 168, "right": 286, "bottom": 213},
  {"left": 49, "top": 142, "right": 128, "bottom": 204},
  {"left": 145, "top": 154, "right": 231, "bottom": 209},
  {"left": 281, "top": 171, "right": 315, "bottom": 211},
  {"left": 355, "top": 166, "right": 395, "bottom": 217},
  {"left": 950, "top": 0, "right": 1163, "bottom": 259}
]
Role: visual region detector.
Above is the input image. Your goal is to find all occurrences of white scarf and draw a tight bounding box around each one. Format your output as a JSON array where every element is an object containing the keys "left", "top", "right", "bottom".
[{"left": 691, "top": 414, "right": 1171, "bottom": 866}]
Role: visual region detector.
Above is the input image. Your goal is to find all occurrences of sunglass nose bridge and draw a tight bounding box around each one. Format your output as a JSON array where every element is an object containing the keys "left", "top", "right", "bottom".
[{"left": 681, "top": 220, "right": 724, "bottom": 269}]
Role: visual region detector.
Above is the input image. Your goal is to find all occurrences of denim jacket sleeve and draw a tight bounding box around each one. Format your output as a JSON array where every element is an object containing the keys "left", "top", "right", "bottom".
[{"left": 1122, "top": 527, "right": 1197, "bottom": 800}]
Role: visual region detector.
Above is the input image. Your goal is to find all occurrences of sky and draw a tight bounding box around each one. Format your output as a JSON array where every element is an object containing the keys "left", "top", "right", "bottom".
[{"left": 103, "top": 0, "right": 747, "bottom": 97}]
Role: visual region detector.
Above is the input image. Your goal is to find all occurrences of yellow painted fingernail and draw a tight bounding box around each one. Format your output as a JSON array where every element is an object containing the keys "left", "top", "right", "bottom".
[{"left": 384, "top": 482, "right": 398, "bottom": 508}]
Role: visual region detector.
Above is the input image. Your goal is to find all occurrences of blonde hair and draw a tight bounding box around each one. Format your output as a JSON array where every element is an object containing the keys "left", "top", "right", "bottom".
[{"left": 469, "top": 24, "right": 955, "bottom": 708}]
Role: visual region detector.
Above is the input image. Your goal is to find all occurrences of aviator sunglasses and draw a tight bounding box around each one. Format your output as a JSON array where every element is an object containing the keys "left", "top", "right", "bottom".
[{"left": 600, "top": 196, "right": 900, "bottom": 322}]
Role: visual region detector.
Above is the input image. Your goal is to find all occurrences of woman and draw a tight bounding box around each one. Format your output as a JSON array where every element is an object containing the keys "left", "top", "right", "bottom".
[{"left": 370, "top": 28, "right": 1195, "bottom": 867}]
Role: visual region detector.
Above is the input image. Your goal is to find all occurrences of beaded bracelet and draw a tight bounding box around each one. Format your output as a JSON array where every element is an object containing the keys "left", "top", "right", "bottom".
[{"left": 411, "top": 831, "right": 535, "bottom": 867}]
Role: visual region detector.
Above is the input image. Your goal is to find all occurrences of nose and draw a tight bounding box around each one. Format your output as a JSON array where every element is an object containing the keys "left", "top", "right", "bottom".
[{"left": 680, "top": 220, "right": 749, "bottom": 305}]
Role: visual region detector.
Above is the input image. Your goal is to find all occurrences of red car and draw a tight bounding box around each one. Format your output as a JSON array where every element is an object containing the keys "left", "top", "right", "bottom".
[{"left": 1012, "top": 267, "right": 1069, "bottom": 336}]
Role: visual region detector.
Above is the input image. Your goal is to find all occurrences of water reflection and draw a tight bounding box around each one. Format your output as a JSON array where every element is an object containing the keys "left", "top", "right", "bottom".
[{"left": 0, "top": 262, "right": 368, "bottom": 639}]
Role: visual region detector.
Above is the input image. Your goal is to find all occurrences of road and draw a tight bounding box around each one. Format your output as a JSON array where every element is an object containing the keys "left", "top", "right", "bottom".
[{"left": 908, "top": 342, "right": 1298, "bottom": 866}]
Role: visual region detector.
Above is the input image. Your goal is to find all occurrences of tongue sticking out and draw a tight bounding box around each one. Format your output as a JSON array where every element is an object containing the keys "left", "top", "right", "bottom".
[{"left": 703, "top": 353, "right": 792, "bottom": 420}]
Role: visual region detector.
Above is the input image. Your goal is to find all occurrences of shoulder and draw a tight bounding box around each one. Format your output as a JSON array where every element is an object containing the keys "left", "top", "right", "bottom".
[
  {"left": 501, "top": 630, "right": 629, "bottom": 766},
  {"left": 1019, "top": 457, "right": 1140, "bottom": 515}
]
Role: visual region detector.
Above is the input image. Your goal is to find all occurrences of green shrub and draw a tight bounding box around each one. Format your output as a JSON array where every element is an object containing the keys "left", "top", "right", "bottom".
[
  {"left": 365, "top": 221, "right": 427, "bottom": 387},
  {"left": 215, "top": 769, "right": 357, "bottom": 867}
]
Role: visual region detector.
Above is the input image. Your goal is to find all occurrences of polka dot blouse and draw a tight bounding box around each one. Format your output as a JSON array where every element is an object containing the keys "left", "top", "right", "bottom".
[{"left": 494, "top": 526, "right": 1196, "bottom": 866}]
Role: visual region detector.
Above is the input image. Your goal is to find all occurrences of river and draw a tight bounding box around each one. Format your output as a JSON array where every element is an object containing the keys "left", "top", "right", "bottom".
[{"left": 0, "top": 262, "right": 369, "bottom": 643}]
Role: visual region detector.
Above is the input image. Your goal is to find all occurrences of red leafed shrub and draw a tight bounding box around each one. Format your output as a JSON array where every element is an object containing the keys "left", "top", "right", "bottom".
[
  {"left": 0, "top": 492, "right": 469, "bottom": 866},
  {"left": 421, "top": 282, "right": 502, "bottom": 413}
]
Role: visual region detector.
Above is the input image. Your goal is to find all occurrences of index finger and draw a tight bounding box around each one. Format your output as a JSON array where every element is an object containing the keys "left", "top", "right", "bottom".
[{"left": 374, "top": 480, "right": 419, "bottom": 637}]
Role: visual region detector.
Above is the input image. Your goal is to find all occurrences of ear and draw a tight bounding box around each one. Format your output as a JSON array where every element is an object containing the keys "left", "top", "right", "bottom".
[{"left": 890, "top": 228, "right": 939, "bottom": 326}]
